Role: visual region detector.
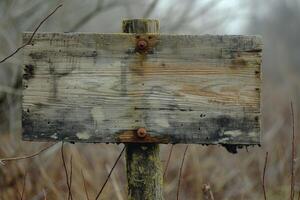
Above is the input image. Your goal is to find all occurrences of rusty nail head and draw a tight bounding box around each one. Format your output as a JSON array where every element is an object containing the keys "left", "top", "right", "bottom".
[
  {"left": 137, "top": 39, "right": 148, "bottom": 51},
  {"left": 137, "top": 128, "right": 147, "bottom": 138}
]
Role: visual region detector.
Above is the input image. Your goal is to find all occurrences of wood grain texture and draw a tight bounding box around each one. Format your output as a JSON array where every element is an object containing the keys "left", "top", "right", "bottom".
[{"left": 22, "top": 32, "right": 262, "bottom": 144}]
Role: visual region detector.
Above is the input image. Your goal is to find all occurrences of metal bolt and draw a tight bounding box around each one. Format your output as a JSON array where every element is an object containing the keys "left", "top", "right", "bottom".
[
  {"left": 137, "top": 128, "right": 147, "bottom": 138},
  {"left": 137, "top": 39, "right": 148, "bottom": 51}
]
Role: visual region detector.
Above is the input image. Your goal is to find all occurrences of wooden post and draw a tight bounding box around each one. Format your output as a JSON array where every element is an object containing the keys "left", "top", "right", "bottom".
[{"left": 122, "top": 19, "right": 164, "bottom": 200}]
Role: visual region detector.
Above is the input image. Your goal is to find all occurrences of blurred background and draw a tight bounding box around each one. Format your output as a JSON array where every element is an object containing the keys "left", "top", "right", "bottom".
[{"left": 0, "top": 0, "right": 299, "bottom": 199}]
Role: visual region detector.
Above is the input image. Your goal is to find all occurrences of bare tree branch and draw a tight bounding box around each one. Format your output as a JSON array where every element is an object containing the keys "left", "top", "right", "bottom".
[
  {"left": 61, "top": 142, "right": 73, "bottom": 200},
  {"left": 290, "top": 101, "right": 295, "bottom": 200},
  {"left": 14, "top": 0, "right": 45, "bottom": 23},
  {"left": 143, "top": 0, "right": 159, "bottom": 18},
  {"left": 202, "top": 184, "right": 214, "bottom": 200},
  {"left": 43, "top": 189, "right": 47, "bottom": 200},
  {"left": 20, "top": 171, "right": 27, "bottom": 200},
  {"left": 163, "top": 144, "right": 174, "bottom": 179},
  {"left": 69, "top": 156, "right": 73, "bottom": 200},
  {"left": 81, "top": 169, "right": 90, "bottom": 200},
  {"left": 0, "top": 143, "right": 57, "bottom": 165},
  {"left": 262, "top": 152, "right": 268, "bottom": 200},
  {"left": 95, "top": 146, "right": 125, "bottom": 200},
  {"left": 0, "top": 4, "right": 63, "bottom": 64},
  {"left": 69, "top": 1, "right": 121, "bottom": 32},
  {"left": 177, "top": 145, "right": 189, "bottom": 200},
  {"left": 168, "top": 0, "right": 221, "bottom": 32}
]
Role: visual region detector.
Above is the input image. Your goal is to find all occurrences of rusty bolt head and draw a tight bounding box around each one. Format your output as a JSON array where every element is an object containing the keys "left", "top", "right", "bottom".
[
  {"left": 137, "top": 39, "right": 148, "bottom": 51},
  {"left": 137, "top": 128, "right": 147, "bottom": 138}
]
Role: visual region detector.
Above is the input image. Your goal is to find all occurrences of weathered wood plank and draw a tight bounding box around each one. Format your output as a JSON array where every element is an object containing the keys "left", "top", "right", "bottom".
[{"left": 22, "top": 32, "right": 262, "bottom": 144}]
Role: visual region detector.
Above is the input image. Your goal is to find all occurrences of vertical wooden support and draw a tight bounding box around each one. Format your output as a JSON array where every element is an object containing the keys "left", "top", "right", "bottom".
[{"left": 122, "top": 19, "right": 164, "bottom": 200}]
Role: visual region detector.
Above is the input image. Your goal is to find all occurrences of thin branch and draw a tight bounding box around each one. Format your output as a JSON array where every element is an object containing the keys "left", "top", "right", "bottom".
[
  {"left": 43, "top": 189, "right": 47, "bottom": 200},
  {"left": 69, "top": 156, "right": 73, "bottom": 200},
  {"left": 20, "top": 171, "right": 27, "bottom": 200},
  {"left": 0, "top": 4, "right": 63, "bottom": 64},
  {"left": 69, "top": 1, "right": 120, "bottom": 32},
  {"left": 177, "top": 145, "right": 189, "bottom": 200},
  {"left": 143, "top": 0, "right": 159, "bottom": 18},
  {"left": 14, "top": 0, "right": 45, "bottom": 22},
  {"left": 291, "top": 101, "right": 295, "bottom": 200},
  {"left": 95, "top": 146, "right": 125, "bottom": 200},
  {"left": 61, "top": 142, "right": 73, "bottom": 200},
  {"left": 202, "top": 184, "right": 215, "bottom": 200},
  {"left": 0, "top": 142, "right": 57, "bottom": 165},
  {"left": 262, "top": 152, "right": 268, "bottom": 200},
  {"left": 163, "top": 144, "right": 174, "bottom": 179},
  {"left": 0, "top": 85, "right": 22, "bottom": 95},
  {"left": 16, "top": 185, "right": 22, "bottom": 200},
  {"left": 81, "top": 169, "right": 90, "bottom": 200}
]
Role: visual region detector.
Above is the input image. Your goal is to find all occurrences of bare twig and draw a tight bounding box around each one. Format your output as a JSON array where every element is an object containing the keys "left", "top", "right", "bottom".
[
  {"left": 61, "top": 142, "right": 73, "bottom": 200},
  {"left": 43, "top": 189, "right": 47, "bottom": 200},
  {"left": 163, "top": 145, "right": 174, "bottom": 179},
  {"left": 143, "top": 0, "right": 159, "bottom": 18},
  {"left": 81, "top": 169, "right": 90, "bottom": 200},
  {"left": 262, "top": 152, "right": 268, "bottom": 200},
  {"left": 177, "top": 145, "right": 189, "bottom": 200},
  {"left": 291, "top": 101, "right": 295, "bottom": 200},
  {"left": 0, "top": 143, "right": 57, "bottom": 165},
  {"left": 95, "top": 146, "right": 125, "bottom": 200},
  {"left": 20, "top": 172, "right": 27, "bottom": 200},
  {"left": 16, "top": 185, "right": 22, "bottom": 199},
  {"left": 69, "top": 156, "right": 73, "bottom": 200},
  {"left": 69, "top": 1, "right": 120, "bottom": 32},
  {"left": 202, "top": 184, "right": 215, "bottom": 200},
  {"left": 0, "top": 4, "right": 63, "bottom": 64}
]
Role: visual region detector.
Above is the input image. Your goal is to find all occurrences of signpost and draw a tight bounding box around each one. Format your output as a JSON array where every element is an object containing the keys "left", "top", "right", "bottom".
[{"left": 22, "top": 19, "right": 262, "bottom": 199}]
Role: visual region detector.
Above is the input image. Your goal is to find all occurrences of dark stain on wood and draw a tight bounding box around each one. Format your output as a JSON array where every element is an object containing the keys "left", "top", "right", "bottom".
[
  {"left": 23, "top": 64, "right": 35, "bottom": 80},
  {"left": 29, "top": 52, "right": 47, "bottom": 60},
  {"left": 66, "top": 50, "right": 98, "bottom": 58},
  {"left": 22, "top": 108, "right": 259, "bottom": 146}
]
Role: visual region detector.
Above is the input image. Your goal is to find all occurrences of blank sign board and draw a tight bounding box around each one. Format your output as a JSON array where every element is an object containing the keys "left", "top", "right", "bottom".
[{"left": 22, "top": 33, "right": 262, "bottom": 144}]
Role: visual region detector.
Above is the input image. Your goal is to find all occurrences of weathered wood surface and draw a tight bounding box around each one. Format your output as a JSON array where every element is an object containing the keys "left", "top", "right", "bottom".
[
  {"left": 22, "top": 32, "right": 262, "bottom": 144},
  {"left": 123, "top": 19, "right": 163, "bottom": 200}
]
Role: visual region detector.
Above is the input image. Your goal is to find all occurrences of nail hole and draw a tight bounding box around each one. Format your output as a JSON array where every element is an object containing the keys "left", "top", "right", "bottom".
[{"left": 200, "top": 114, "right": 206, "bottom": 118}]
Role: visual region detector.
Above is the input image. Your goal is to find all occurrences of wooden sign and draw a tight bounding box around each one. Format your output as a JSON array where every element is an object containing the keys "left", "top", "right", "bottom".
[{"left": 22, "top": 32, "right": 262, "bottom": 144}]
